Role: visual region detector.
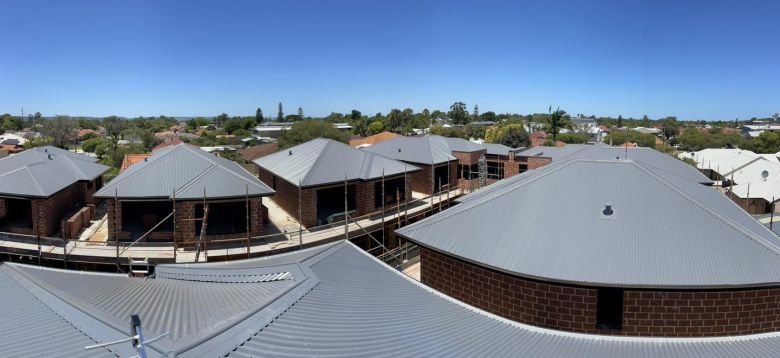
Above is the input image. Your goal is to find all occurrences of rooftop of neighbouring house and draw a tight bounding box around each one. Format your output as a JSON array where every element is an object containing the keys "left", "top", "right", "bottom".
[
  {"left": 0, "top": 145, "right": 109, "bottom": 198},
  {"left": 95, "top": 143, "right": 273, "bottom": 200},
  {"left": 254, "top": 138, "right": 420, "bottom": 188},
  {"left": 399, "top": 159, "right": 780, "bottom": 289}
]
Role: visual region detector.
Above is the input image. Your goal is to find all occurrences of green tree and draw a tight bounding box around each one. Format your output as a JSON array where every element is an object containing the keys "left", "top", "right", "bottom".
[
  {"left": 102, "top": 116, "right": 125, "bottom": 150},
  {"left": 368, "top": 120, "right": 385, "bottom": 135},
  {"left": 557, "top": 132, "right": 590, "bottom": 144},
  {"left": 484, "top": 124, "right": 529, "bottom": 148},
  {"left": 429, "top": 125, "right": 467, "bottom": 139},
  {"left": 472, "top": 104, "right": 479, "bottom": 121},
  {"left": 350, "top": 110, "right": 362, "bottom": 120},
  {"left": 603, "top": 130, "right": 656, "bottom": 148},
  {"left": 480, "top": 111, "right": 497, "bottom": 122},
  {"left": 464, "top": 124, "right": 486, "bottom": 139},
  {"left": 255, "top": 108, "right": 263, "bottom": 123},
  {"left": 449, "top": 102, "right": 469, "bottom": 125},
  {"left": 660, "top": 117, "right": 679, "bottom": 141},
  {"left": 617, "top": 115, "right": 624, "bottom": 128},
  {"left": 43, "top": 115, "right": 77, "bottom": 148},
  {"left": 545, "top": 106, "right": 572, "bottom": 143},
  {"left": 214, "top": 113, "right": 229, "bottom": 128},
  {"left": 751, "top": 131, "right": 780, "bottom": 154},
  {"left": 677, "top": 127, "right": 709, "bottom": 151},
  {"left": 277, "top": 120, "right": 349, "bottom": 148},
  {"left": 277, "top": 102, "right": 284, "bottom": 121}
]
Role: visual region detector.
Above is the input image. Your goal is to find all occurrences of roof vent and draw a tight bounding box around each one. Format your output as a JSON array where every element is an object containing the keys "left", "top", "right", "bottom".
[
  {"left": 397, "top": 148, "right": 402, "bottom": 152},
  {"left": 602, "top": 204, "right": 614, "bottom": 216},
  {"left": 762, "top": 170, "right": 769, "bottom": 181},
  {"left": 288, "top": 150, "right": 293, "bottom": 155},
  {"left": 47, "top": 154, "right": 52, "bottom": 160},
  {"left": 615, "top": 156, "right": 619, "bottom": 160},
  {"left": 44, "top": 148, "right": 48, "bottom": 152},
  {"left": 144, "top": 157, "right": 148, "bottom": 162}
]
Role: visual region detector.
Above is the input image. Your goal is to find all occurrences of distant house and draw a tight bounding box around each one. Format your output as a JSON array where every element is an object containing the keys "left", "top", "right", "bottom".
[
  {"left": 254, "top": 138, "right": 420, "bottom": 227},
  {"left": 0, "top": 146, "right": 108, "bottom": 237},
  {"left": 120, "top": 153, "right": 151, "bottom": 172},
  {"left": 95, "top": 144, "right": 274, "bottom": 242},
  {"left": 253, "top": 122, "right": 294, "bottom": 139}
]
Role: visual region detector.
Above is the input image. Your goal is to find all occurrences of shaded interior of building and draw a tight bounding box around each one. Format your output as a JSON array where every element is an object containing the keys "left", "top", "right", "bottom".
[
  {"left": 316, "top": 186, "right": 356, "bottom": 226},
  {"left": 375, "top": 177, "right": 406, "bottom": 208},
  {"left": 433, "top": 165, "right": 450, "bottom": 193},
  {"left": 0, "top": 198, "right": 33, "bottom": 232},
  {"left": 121, "top": 201, "right": 174, "bottom": 238},
  {"left": 195, "top": 202, "right": 248, "bottom": 235}
]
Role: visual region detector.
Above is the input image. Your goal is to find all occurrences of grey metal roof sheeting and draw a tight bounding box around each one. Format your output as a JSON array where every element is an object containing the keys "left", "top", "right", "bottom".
[
  {"left": 362, "top": 135, "right": 458, "bottom": 165},
  {"left": 483, "top": 143, "right": 517, "bottom": 156},
  {"left": 0, "top": 267, "right": 112, "bottom": 358},
  {"left": 443, "top": 137, "right": 486, "bottom": 153},
  {"left": 254, "top": 138, "right": 420, "bottom": 188},
  {"left": 514, "top": 144, "right": 712, "bottom": 184},
  {"left": 0, "top": 146, "right": 109, "bottom": 198},
  {"left": 5, "top": 241, "right": 780, "bottom": 357},
  {"left": 399, "top": 159, "right": 780, "bottom": 288},
  {"left": 95, "top": 143, "right": 273, "bottom": 199}
]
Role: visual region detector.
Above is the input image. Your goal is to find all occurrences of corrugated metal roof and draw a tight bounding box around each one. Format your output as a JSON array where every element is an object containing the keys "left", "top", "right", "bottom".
[
  {"left": 5, "top": 241, "right": 780, "bottom": 357},
  {"left": 362, "top": 135, "right": 458, "bottom": 165},
  {"left": 483, "top": 143, "right": 516, "bottom": 156},
  {"left": 443, "top": 137, "right": 486, "bottom": 153},
  {"left": 254, "top": 138, "right": 420, "bottom": 187},
  {"left": 95, "top": 143, "right": 273, "bottom": 199},
  {"left": 515, "top": 144, "right": 711, "bottom": 184},
  {"left": 0, "top": 146, "right": 108, "bottom": 197},
  {"left": 231, "top": 242, "right": 780, "bottom": 358},
  {"left": 0, "top": 267, "right": 114, "bottom": 358},
  {"left": 399, "top": 159, "right": 780, "bottom": 288}
]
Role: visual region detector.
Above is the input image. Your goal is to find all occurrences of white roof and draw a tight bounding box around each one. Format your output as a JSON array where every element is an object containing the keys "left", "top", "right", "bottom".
[
  {"left": 679, "top": 148, "right": 778, "bottom": 176},
  {"left": 0, "top": 132, "right": 27, "bottom": 145}
]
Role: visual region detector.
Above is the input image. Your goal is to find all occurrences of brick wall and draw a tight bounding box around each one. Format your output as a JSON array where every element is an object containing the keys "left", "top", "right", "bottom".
[
  {"left": 528, "top": 156, "right": 552, "bottom": 170},
  {"left": 76, "top": 178, "right": 102, "bottom": 206},
  {"left": 407, "top": 161, "right": 457, "bottom": 195},
  {"left": 421, "top": 247, "right": 598, "bottom": 333},
  {"left": 452, "top": 150, "right": 486, "bottom": 166},
  {"left": 622, "top": 290, "right": 780, "bottom": 336},
  {"left": 0, "top": 198, "right": 5, "bottom": 219},
  {"left": 421, "top": 247, "right": 780, "bottom": 337},
  {"left": 31, "top": 182, "right": 81, "bottom": 237},
  {"left": 108, "top": 197, "right": 264, "bottom": 242}
]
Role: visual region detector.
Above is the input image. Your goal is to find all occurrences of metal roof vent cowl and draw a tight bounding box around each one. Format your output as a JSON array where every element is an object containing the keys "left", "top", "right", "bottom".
[
  {"left": 601, "top": 204, "right": 615, "bottom": 220},
  {"left": 289, "top": 150, "right": 293, "bottom": 156},
  {"left": 603, "top": 205, "right": 613, "bottom": 216}
]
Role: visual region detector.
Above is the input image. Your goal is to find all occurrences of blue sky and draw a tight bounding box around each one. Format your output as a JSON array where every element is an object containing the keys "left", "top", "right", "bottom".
[{"left": 1, "top": 0, "right": 778, "bottom": 120}]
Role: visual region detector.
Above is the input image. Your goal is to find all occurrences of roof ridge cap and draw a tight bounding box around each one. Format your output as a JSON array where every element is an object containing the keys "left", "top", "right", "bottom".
[
  {"left": 301, "top": 139, "right": 335, "bottom": 186},
  {"left": 400, "top": 160, "right": 578, "bottom": 234},
  {"left": 631, "top": 161, "right": 780, "bottom": 258}
]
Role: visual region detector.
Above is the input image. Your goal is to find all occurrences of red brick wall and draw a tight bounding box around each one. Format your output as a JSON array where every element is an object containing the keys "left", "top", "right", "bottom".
[
  {"left": 108, "top": 197, "right": 264, "bottom": 242},
  {"left": 622, "top": 290, "right": 780, "bottom": 336},
  {"left": 528, "top": 156, "right": 552, "bottom": 170},
  {"left": 0, "top": 198, "right": 6, "bottom": 219},
  {"left": 452, "top": 150, "right": 486, "bottom": 166},
  {"left": 406, "top": 161, "right": 457, "bottom": 195},
  {"left": 31, "top": 182, "right": 80, "bottom": 237},
  {"left": 77, "top": 178, "right": 102, "bottom": 206},
  {"left": 421, "top": 247, "right": 598, "bottom": 333},
  {"left": 421, "top": 247, "right": 780, "bottom": 337}
]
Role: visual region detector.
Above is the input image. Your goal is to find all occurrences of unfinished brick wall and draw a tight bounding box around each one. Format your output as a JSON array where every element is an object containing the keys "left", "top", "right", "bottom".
[
  {"left": 0, "top": 198, "right": 5, "bottom": 219},
  {"left": 421, "top": 247, "right": 780, "bottom": 337},
  {"left": 31, "top": 182, "right": 80, "bottom": 237},
  {"left": 452, "top": 149, "right": 487, "bottom": 166},
  {"left": 407, "top": 161, "right": 458, "bottom": 195},
  {"left": 108, "top": 197, "right": 264, "bottom": 242},
  {"left": 622, "top": 290, "right": 780, "bottom": 336},
  {"left": 421, "top": 247, "right": 598, "bottom": 333},
  {"left": 77, "top": 178, "right": 102, "bottom": 206},
  {"left": 528, "top": 156, "right": 552, "bottom": 170}
]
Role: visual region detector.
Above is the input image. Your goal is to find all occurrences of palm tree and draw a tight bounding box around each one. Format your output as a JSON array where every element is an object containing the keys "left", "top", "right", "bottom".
[{"left": 545, "top": 106, "right": 572, "bottom": 143}]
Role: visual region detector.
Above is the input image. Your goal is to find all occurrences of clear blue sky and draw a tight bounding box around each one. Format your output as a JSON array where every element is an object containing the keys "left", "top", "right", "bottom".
[{"left": 2, "top": 0, "right": 778, "bottom": 120}]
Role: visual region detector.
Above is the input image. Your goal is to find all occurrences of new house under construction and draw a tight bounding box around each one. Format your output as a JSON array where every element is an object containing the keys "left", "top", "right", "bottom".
[{"left": 94, "top": 143, "right": 274, "bottom": 247}]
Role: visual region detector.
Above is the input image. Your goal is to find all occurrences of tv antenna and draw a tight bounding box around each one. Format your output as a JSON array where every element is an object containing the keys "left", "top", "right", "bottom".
[{"left": 85, "top": 314, "right": 170, "bottom": 358}]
